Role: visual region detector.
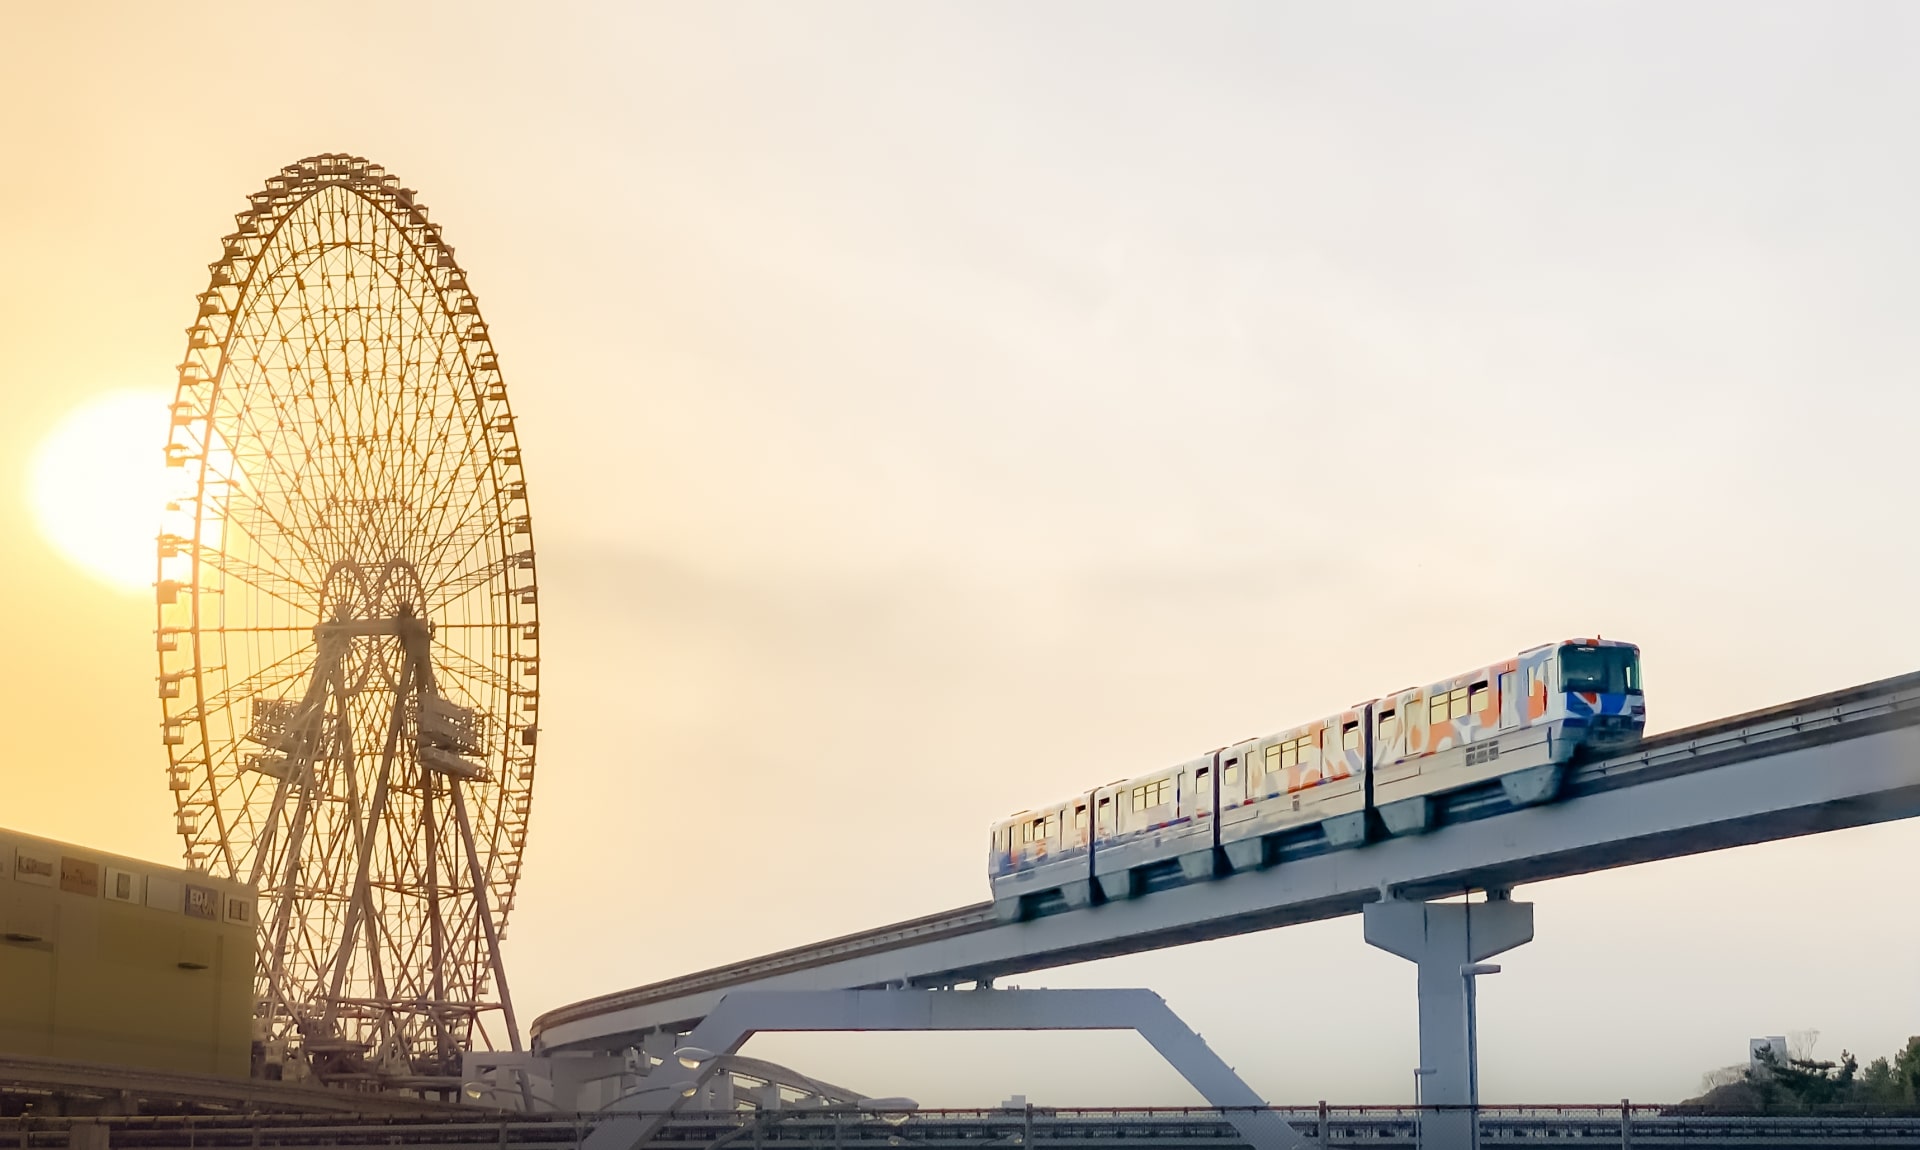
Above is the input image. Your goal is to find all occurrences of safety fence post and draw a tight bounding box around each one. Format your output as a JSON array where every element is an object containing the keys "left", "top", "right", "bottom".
[{"left": 1620, "top": 1098, "right": 1632, "bottom": 1150}]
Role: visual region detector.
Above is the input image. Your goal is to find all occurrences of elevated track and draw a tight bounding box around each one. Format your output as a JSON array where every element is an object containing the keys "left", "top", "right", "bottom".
[{"left": 537, "top": 670, "right": 1920, "bottom": 1050}]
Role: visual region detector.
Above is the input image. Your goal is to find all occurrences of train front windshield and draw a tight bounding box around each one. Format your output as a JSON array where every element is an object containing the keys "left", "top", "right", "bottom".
[{"left": 1559, "top": 644, "right": 1641, "bottom": 695}]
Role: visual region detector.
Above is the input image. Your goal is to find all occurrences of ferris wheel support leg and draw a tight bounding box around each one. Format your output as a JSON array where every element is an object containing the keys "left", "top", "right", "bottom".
[
  {"left": 331, "top": 687, "right": 404, "bottom": 1063},
  {"left": 450, "top": 779, "right": 534, "bottom": 1110},
  {"left": 320, "top": 653, "right": 415, "bottom": 1043},
  {"left": 424, "top": 767, "right": 456, "bottom": 1063},
  {"left": 258, "top": 648, "right": 347, "bottom": 1040},
  {"left": 450, "top": 782, "right": 524, "bottom": 1051}
]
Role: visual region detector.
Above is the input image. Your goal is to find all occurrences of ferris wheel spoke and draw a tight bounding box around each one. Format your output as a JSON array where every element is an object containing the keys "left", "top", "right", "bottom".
[
  {"left": 210, "top": 442, "right": 340, "bottom": 587},
  {"left": 431, "top": 641, "right": 515, "bottom": 702},
  {"left": 413, "top": 437, "right": 493, "bottom": 573},
  {"left": 417, "top": 514, "right": 509, "bottom": 602},
  {"left": 425, "top": 550, "right": 513, "bottom": 613},
  {"left": 218, "top": 318, "right": 348, "bottom": 571},
  {"left": 208, "top": 460, "right": 333, "bottom": 582},
  {"left": 193, "top": 536, "right": 320, "bottom": 615},
  {"left": 181, "top": 645, "right": 316, "bottom": 724}
]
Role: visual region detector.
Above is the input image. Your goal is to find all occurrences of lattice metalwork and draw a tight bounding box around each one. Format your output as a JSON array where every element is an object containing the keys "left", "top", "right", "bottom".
[{"left": 155, "top": 154, "right": 538, "bottom": 1087}]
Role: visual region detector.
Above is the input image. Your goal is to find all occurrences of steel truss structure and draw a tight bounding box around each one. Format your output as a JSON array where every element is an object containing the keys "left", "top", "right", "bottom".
[
  {"left": 570, "top": 989, "right": 1307, "bottom": 1150},
  {"left": 156, "top": 154, "right": 538, "bottom": 1086}
]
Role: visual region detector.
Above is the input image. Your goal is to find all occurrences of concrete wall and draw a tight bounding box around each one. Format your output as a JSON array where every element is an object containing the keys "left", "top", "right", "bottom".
[{"left": 0, "top": 828, "right": 254, "bottom": 1078}]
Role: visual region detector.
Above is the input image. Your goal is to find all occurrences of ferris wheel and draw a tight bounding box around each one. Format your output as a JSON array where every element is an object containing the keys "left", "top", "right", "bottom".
[{"left": 155, "top": 154, "right": 538, "bottom": 1085}]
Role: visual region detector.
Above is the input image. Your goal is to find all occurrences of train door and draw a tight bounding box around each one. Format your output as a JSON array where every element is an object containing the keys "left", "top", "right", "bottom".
[
  {"left": 1466, "top": 675, "right": 1494, "bottom": 740},
  {"left": 1220, "top": 744, "right": 1253, "bottom": 809},
  {"left": 1526, "top": 655, "right": 1553, "bottom": 723},
  {"left": 1069, "top": 799, "right": 1091, "bottom": 852},
  {"left": 1405, "top": 687, "right": 1430, "bottom": 761},
  {"left": 1188, "top": 756, "right": 1216, "bottom": 822},
  {"left": 1375, "top": 699, "right": 1403, "bottom": 766},
  {"left": 1498, "top": 669, "right": 1520, "bottom": 729},
  {"left": 1336, "top": 715, "right": 1364, "bottom": 781}
]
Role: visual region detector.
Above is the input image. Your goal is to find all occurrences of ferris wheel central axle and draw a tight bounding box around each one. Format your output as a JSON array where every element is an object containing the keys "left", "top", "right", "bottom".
[{"left": 314, "top": 616, "right": 432, "bottom": 642}]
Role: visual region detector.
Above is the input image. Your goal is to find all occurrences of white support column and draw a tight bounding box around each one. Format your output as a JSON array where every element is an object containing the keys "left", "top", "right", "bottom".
[
  {"left": 581, "top": 988, "right": 1309, "bottom": 1150},
  {"left": 1363, "top": 893, "right": 1533, "bottom": 1150}
]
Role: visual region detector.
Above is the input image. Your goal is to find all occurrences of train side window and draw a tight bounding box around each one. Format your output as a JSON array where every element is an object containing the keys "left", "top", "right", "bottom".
[
  {"left": 1096, "top": 796, "right": 1112, "bottom": 830},
  {"left": 1130, "top": 784, "right": 1155, "bottom": 811},
  {"left": 1223, "top": 759, "right": 1240, "bottom": 786},
  {"left": 1195, "top": 766, "right": 1209, "bottom": 785},
  {"left": 1072, "top": 805, "right": 1088, "bottom": 831},
  {"left": 1469, "top": 681, "right": 1490, "bottom": 713},
  {"left": 1379, "top": 710, "right": 1398, "bottom": 742},
  {"left": 1342, "top": 721, "right": 1361, "bottom": 751},
  {"left": 1132, "top": 778, "right": 1171, "bottom": 808},
  {"left": 1431, "top": 686, "right": 1469, "bottom": 721},
  {"left": 1269, "top": 734, "right": 1312, "bottom": 771}
]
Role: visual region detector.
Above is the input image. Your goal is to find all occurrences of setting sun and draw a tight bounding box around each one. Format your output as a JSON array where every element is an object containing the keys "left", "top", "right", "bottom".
[{"left": 28, "top": 389, "right": 173, "bottom": 594}]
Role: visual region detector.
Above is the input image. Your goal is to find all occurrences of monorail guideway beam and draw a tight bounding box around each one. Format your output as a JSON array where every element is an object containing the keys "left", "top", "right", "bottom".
[
  {"left": 539, "top": 670, "right": 1920, "bottom": 1052},
  {"left": 578, "top": 989, "right": 1310, "bottom": 1150},
  {"left": 1364, "top": 894, "right": 1534, "bottom": 1150}
]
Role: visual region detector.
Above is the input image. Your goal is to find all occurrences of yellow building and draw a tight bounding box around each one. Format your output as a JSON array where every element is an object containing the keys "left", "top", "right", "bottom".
[{"left": 0, "top": 828, "right": 254, "bottom": 1078}]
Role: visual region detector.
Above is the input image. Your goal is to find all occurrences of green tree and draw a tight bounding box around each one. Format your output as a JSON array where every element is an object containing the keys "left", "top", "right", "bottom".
[
  {"left": 1747, "top": 1043, "right": 1859, "bottom": 1109},
  {"left": 1857, "top": 1038, "right": 1920, "bottom": 1105},
  {"left": 1860, "top": 1057, "right": 1899, "bottom": 1102}
]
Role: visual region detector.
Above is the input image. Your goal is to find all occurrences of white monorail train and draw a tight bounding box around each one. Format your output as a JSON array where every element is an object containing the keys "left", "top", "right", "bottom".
[{"left": 988, "top": 638, "right": 1644, "bottom": 921}]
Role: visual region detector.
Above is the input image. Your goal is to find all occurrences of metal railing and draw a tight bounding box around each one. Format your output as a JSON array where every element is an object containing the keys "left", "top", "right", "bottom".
[{"left": 9, "top": 1104, "right": 1920, "bottom": 1150}]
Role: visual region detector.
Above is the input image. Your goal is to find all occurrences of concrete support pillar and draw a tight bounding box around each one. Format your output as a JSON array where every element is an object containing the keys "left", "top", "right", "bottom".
[{"left": 1363, "top": 894, "right": 1533, "bottom": 1150}]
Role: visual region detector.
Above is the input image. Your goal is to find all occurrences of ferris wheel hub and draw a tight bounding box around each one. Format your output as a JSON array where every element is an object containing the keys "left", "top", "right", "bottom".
[{"left": 312, "top": 616, "right": 432, "bottom": 642}]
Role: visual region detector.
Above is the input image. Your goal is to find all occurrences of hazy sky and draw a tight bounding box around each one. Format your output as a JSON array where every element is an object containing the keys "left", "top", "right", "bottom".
[{"left": 4, "top": 1, "right": 1919, "bottom": 1106}]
